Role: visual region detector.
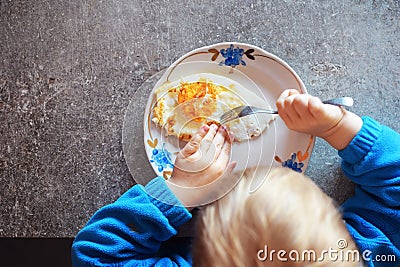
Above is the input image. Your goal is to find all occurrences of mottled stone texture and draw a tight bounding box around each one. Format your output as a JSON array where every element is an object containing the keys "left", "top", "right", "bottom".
[{"left": 0, "top": 0, "right": 398, "bottom": 237}]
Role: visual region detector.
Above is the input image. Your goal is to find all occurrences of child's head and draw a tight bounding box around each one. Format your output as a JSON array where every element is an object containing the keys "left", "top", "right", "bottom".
[{"left": 193, "top": 167, "right": 360, "bottom": 266}]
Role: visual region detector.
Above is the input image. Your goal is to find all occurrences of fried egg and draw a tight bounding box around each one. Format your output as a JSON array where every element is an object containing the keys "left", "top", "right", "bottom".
[{"left": 151, "top": 73, "right": 276, "bottom": 142}]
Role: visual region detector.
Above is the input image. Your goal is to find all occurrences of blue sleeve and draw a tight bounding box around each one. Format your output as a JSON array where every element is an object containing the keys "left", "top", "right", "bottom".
[
  {"left": 339, "top": 117, "right": 400, "bottom": 266},
  {"left": 71, "top": 177, "right": 193, "bottom": 267}
]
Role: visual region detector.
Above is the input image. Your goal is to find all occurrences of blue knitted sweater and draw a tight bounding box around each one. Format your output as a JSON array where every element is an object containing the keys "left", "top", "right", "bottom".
[
  {"left": 71, "top": 117, "right": 399, "bottom": 266},
  {"left": 340, "top": 117, "right": 400, "bottom": 266}
]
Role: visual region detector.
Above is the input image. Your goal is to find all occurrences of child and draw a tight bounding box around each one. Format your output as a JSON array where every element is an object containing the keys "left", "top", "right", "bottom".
[{"left": 71, "top": 89, "right": 400, "bottom": 266}]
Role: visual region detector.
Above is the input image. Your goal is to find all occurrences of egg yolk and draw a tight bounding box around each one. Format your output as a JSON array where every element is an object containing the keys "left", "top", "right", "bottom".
[{"left": 177, "top": 81, "right": 221, "bottom": 122}]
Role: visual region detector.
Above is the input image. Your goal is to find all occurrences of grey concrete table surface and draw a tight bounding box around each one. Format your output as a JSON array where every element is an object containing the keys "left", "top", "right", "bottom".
[{"left": 1, "top": 1, "right": 399, "bottom": 237}]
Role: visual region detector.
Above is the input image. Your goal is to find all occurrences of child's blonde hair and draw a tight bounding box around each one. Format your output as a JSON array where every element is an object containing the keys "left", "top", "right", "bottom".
[{"left": 193, "top": 167, "right": 360, "bottom": 266}]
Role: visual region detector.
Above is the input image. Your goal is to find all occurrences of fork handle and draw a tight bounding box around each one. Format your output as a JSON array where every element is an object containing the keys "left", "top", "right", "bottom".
[
  {"left": 242, "top": 97, "right": 353, "bottom": 117},
  {"left": 250, "top": 108, "right": 278, "bottom": 115},
  {"left": 321, "top": 97, "right": 353, "bottom": 107},
  {"left": 236, "top": 106, "right": 278, "bottom": 118}
]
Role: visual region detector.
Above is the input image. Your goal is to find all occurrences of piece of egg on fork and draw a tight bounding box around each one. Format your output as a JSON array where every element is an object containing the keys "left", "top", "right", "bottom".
[{"left": 152, "top": 73, "right": 276, "bottom": 142}]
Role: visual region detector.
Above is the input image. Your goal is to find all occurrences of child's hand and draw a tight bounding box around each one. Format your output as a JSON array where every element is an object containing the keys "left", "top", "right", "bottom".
[
  {"left": 276, "top": 89, "right": 362, "bottom": 150},
  {"left": 276, "top": 89, "right": 344, "bottom": 138},
  {"left": 170, "top": 124, "right": 236, "bottom": 188}
]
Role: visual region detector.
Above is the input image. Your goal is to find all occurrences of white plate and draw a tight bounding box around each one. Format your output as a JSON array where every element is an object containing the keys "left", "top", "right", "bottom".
[{"left": 143, "top": 42, "right": 315, "bottom": 191}]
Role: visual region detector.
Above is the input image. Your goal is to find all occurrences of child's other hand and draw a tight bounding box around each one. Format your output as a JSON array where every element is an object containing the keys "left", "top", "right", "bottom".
[
  {"left": 276, "top": 89, "right": 344, "bottom": 138},
  {"left": 276, "top": 89, "right": 362, "bottom": 150},
  {"left": 170, "top": 124, "right": 236, "bottom": 188}
]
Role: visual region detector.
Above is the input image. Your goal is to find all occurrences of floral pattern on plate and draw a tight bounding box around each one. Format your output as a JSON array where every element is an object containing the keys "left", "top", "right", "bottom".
[
  {"left": 147, "top": 138, "right": 174, "bottom": 179},
  {"left": 209, "top": 44, "right": 255, "bottom": 67},
  {"left": 274, "top": 136, "right": 314, "bottom": 173}
]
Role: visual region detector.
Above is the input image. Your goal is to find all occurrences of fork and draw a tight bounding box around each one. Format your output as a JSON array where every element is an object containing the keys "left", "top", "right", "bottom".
[{"left": 219, "top": 97, "right": 354, "bottom": 125}]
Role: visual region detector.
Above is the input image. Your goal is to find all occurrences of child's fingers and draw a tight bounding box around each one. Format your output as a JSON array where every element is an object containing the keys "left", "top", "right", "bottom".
[
  {"left": 208, "top": 126, "right": 228, "bottom": 156},
  {"left": 277, "top": 92, "right": 315, "bottom": 130},
  {"left": 227, "top": 131, "right": 234, "bottom": 144},
  {"left": 204, "top": 126, "right": 228, "bottom": 166},
  {"left": 281, "top": 94, "right": 299, "bottom": 119},
  {"left": 276, "top": 98, "right": 293, "bottom": 125},
  {"left": 277, "top": 89, "right": 300, "bottom": 102},
  {"left": 292, "top": 94, "right": 315, "bottom": 121},
  {"left": 199, "top": 124, "right": 219, "bottom": 153},
  {"left": 222, "top": 125, "right": 234, "bottom": 144},
  {"left": 225, "top": 161, "right": 237, "bottom": 175},
  {"left": 214, "top": 136, "right": 232, "bottom": 172},
  {"left": 180, "top": 124, "right": 209, "bottom": 158}
]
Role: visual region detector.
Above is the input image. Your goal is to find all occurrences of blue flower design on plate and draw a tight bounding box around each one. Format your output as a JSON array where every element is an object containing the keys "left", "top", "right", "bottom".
[
  {"left": 282, "top": 153, "right": 304, "bottom": 173},
  {"left": 208, "top": 44, "right": 255, "bottom": 68},
  {"left": 220, "top": 44, "right": 246, "bottom": 67},
  {"left": 150, "top": 144, "right": 174, "bottom": 173}
]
